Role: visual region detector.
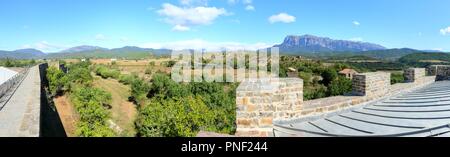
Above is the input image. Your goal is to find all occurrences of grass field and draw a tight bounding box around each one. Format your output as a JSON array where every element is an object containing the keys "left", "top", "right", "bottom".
[{"left": 92, "top": 75, "right": 137, "bottom": 136}]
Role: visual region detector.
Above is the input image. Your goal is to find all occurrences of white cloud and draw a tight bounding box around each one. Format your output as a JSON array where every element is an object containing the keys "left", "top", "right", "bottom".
[
  {"left": 227, "top": 0, "right": 238, "bottom": 5},
  {"left": 349, "top": 37, "right": 363, "bottom": 42},
  {"left": 440, "top": 26, "right": 450, "bottom": 35},
  {"left": 22, "top": 41, "right": 67, "bottom": 52},
  {"left": 180, "top": 0, "right": 208, "bottom": 6},
  {"left": 172, "top": 25, "right": 191, "bottom": 31},
  {"left": 245, "top": 5, "right": 255, "bottom": 11},
  {"left": 95, "top": 34, "right": 106, "bottom": 40},
  {"left": 353, "top": 21, "right": 360, "bottom": 26},
  {"left": 243, "top": 0, "right": 252, "bottom": 4},
  {"left": 268, "top": 13, "right": 296, "bottom": 24},
  {"left": 157, "top": 3, "right": 228, "bottom": 31},
  {"left": 141, "top": 39, "right": 273, "bottom": 51}
]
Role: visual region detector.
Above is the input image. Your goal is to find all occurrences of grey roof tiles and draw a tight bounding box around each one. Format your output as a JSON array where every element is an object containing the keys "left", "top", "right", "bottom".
[{"left": 274, "top": 81, "right": 450, "bottom": 137}]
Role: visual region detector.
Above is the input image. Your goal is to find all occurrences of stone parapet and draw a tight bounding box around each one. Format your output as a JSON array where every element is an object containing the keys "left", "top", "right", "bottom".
[
  {"left": 235, "top": 78, "right": 303, "bottom": 137},
  {"left": 431, "top": 65, "right": 450, "bottom": 81},
  {"left": 235, "top": 70, "right": 438, "bottom": 137},
  {"left": 352, "top": 72, "right": 391, "bottom": 97},
  {"left": 404, "top": 68, "right": 426, "bottom": 83}
]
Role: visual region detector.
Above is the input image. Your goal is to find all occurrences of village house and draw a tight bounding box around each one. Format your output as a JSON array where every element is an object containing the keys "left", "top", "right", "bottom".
[{"left": 339, "top": 68, "right": 358, "bottom": 79}]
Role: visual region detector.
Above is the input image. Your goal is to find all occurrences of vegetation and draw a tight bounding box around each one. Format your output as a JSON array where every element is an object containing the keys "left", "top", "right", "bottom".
[
  {"left": 132, "top": 73, "right": 236, "bottom": 137},
  {"left": 328, "top": 76, "right": 353, "bottom": 96},
  {"left": 280, "top": 56, "right": 353, "bottom": 100},
  {"left": 46, "top": 66, "right": 68, "bottom": 95},
  {"left": 135, "top": 96, "right": 214, "bottom": 137},
  {"left": 118, "top": 74, "right": 139, "bottom": 85},
  {"left": 46, "top": 62, "right": 115, "bottom": 137},
  {"left": 71, "top": 86, "right": 115, "bottom": 137},
  {"left": 95, "top": 65, "right": 121, "bottom": 79},
  {"left": 391, "top": 72, "right": 405, "bottom": 85},
  {"left": 0, "top": 58, "right": 38, "bottom": 67}
]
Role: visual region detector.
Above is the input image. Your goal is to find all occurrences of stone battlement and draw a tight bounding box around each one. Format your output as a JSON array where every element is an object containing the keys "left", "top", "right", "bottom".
[
  {"left": 235, "top": 68, "right": 436, "bottom": 137},
  {"left": 430, "top": 65, "right": 450, "bottom": 81},
  {"left": 235, "top": 78, "right": 303, "bottom": 137}
]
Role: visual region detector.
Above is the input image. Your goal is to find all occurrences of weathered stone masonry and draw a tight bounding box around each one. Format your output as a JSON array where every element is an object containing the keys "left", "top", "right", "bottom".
[
  {"left": 235, "top": 78, "right": 303, "bottom": 137},
  {"left": 235, "top": 68, "right": 437, "bottom": 137},
  {"left": 430, "top": 65, "right": 450, "bottom": 81},
  {"left": 404, "top": 68, "right": 426, "bottom": 83},
  {"left": 352, "top": 72, "right": 390, "bottom": 97}
]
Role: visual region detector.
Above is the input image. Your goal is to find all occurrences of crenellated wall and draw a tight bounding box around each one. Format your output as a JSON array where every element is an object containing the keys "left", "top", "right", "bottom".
[
  {"left": 404, "top": 68, "right": 426, "bottom": 83},
  {"left": 352, "top": 72, "right": 391, "bottom": 97},
  {"left": 431, "top": 65, "right": 450, "bottom": 81},
  {"left": 235, "top": 68, "right": 436, "bottom": 137},
  {"left": 235, "top": 78, "right": 303, "bottom": 137}
]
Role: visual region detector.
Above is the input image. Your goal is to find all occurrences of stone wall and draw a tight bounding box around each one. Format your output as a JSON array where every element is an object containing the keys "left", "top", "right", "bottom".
[
  {"left": 235, "top": 69, "right": 437, "bottom": 137},
  {"left": 235, "top": 78, "right": 303, "bottom": 137},
  {"left": 432, "top": 65, "right": 450, "bottom": 81},
  {"left": 404, "top": 68, "right": 426, "bottom": 83},
  {"left": 352, "top": 72, "right": 391, "bottom": 97}
]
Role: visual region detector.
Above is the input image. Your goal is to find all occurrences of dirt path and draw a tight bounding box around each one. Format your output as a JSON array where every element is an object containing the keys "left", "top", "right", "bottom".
[
  {"left": 92, "top": 76, "right": 137, "bottom": 136},
  {"left": 53, "top": 95, "right": 78, "bottom": 137}
]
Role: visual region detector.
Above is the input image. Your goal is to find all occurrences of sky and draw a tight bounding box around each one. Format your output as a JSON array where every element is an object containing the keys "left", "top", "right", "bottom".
[{"left": 0, "top": 0, "right": 450, "bottom": 52}]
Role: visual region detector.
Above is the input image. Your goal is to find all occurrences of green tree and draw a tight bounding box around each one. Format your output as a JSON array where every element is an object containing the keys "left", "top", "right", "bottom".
[
  {"left": 391, "top": 72, "right": 405, "bottom": 85},
  {"left": 135, "top": 96, "right": 214, "bottom": 137},
  {"left": 46, "top": 66, "right": 68, "bottom": 95},
  {"left": 328, "top": 76, "right": 353, "bottom": 96},
  {"left": 298, "top": 72, "right": 313, "bottom": 86},
  {"left": 321, "top": 69, "right": 338, "bottom": 86},
  {"left": 130, "top": 78, "right": 151, "bottom": 105}
]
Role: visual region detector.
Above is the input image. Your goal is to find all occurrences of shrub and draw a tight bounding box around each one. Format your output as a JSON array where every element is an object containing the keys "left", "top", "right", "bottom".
[
  {"left": 71, "top": 86, "right": 115, "bottom": 137},
  {"left": 95, "top": 65, "right": 121, "bottom": 79},
  {"left": 118, "top": 74, "right": 138, "bottom": 85},
  {"left": 391, "top": 72, "right": 405, "bottom": 85},
  {"left": 130, "top": 78, "right": 151, "bottom": 105},
  {"left": 328, "top": 76, "right": 353, "bottom": 96},
  {"left": 135, "top": 96, "right": 214, "bottom": 137},
  {"left": 46, "top": 66, "right": 68, "bottom": 95}
]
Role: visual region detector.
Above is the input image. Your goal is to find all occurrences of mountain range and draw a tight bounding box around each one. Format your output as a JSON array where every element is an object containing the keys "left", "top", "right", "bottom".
[
  {"left": 0, "top": 34, "right": 445, "bottom": 60},
  {"left": 274, "top": 35, "right": 386, "bottom": 53}
]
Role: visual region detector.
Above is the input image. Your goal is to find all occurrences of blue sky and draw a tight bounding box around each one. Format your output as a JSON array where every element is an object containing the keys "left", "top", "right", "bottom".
[{"left": 0, "top": 0, "right": 449, "bottom": 52}]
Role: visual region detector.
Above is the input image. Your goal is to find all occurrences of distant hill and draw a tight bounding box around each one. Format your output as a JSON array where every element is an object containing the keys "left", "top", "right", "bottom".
[
  {"left": 357, "top": 48, "right": 425, "bottom": 60},
  {"left": 275, "top": 35, "right": 386, "bottom": 54},
  {"left": 0, "top": 49, "right": 45, "bottom": 59},
  {"left": 399, "top": 52, "right": 450, "bottom": 63},
  {"left": 45, "top": 46, "right": 172, "bottom": 59},
  {"left": 0, "top": 46, "right": 172, "bottom": 59},
  {"left": 60, "top": 45, "right": 108, "bottom": 53}
]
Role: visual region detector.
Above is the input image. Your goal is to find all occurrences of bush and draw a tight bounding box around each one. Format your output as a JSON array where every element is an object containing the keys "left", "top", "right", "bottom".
[
  {"left": 46, "top": 66, "right": 68, "bottom": 95},
  {"left": 135, "top": 96, "right": 214, "bottom": 137},
  {"left": 118, "top": 74, "right": 138, "bottom": 85},
  {"left": 130, "top": 78, "right": 151, "bottom": 105},
  {"left": 95, "top": 65, "right": 121, "bottom": 79},
  {"left": 145, "top": 66, "right": 153, "bottom": 75},
  {"left": 321, "top": 69, "right": 338, "bottom": 86},
  {"left": 328, "top": 76, "right": 353, "bottom": 96},
  {"left": 71, "top": 86, "right": 115, "bottom": 137},
  {"left": 148, "top": 73, "right": 188, "bottom": 99},
  {"left": 391, "top": 72, "right": 405, "bottom": 85}
]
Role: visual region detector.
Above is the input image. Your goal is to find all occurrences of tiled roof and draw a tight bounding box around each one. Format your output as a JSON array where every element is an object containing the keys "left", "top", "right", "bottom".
[{"left": 274, "top": 81, "right": 450, "bottom": 137}]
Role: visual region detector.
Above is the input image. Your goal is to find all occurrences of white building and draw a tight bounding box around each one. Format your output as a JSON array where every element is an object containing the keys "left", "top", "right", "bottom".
[{"left": 0, "top": 67, "right": 18, "bottom": 85}]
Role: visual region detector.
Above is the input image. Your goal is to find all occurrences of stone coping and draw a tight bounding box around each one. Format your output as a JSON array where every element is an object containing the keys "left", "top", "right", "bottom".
[{"left": 286, "top": 76, "right": 437, "bottom": 124}]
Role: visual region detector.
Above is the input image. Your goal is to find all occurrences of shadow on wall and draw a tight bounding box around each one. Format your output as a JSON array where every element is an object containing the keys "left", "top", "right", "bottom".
[{"left": 39, "top": 63, "right": 67, "bottom": 137}]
